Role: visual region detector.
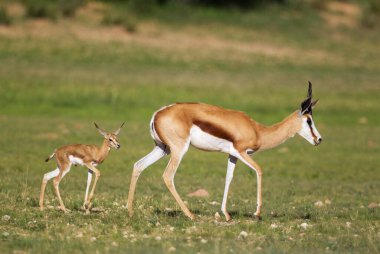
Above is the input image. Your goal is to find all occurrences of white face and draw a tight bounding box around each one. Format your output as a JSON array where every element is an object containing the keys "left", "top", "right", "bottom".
[{"left": 298, "top": 115, "right": 322, "bottom": 146}]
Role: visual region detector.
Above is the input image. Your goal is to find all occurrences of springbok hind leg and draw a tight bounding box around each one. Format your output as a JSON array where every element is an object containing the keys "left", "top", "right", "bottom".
[
  {"left": 39, "top": 168, "right": 60, "bottom": 211},
  {"left": 127, "top": 145, "right": 168, "bottom": 217},
  {"left": 162, "top": 144, "right": 194, "bottom": 220},
  {"left": 53, "top": 173, "right": 69, "bottom": 213}
]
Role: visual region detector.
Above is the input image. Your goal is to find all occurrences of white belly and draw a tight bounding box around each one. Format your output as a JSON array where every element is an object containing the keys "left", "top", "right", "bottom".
[
  {"left": 190, "top": 125, "right": 233, "bottom": 154},
  {"left": 69, "top": 155, "right": 84, "bottom": 166}
]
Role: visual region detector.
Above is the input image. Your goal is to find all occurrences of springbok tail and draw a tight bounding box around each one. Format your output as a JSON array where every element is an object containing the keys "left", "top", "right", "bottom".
[{"left": 45, "top": 151, "right": 56, "bottom": 162}]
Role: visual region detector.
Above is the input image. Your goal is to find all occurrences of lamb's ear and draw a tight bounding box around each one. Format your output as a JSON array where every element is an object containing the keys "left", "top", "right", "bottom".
[
  {"left": 311, "top": 98, "right": 319, "bottom": 108},
  {"left": 307, "top": 81, "right": 313, "bottom": 98},
  {"left": 114, "top": 122, "right": 125, "bottom": 136},
  {"left": 94, "top": 122, "right": 107, "bottom": 137},
  {"left": 300, "top": 96, "right": 312, "bottom": 115}
]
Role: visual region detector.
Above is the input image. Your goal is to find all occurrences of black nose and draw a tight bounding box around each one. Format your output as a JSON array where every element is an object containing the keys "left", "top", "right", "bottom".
[
  {"left": 117, "top": 144, "right": 121, "bottom": 149},
  {"left": 318, "top": 138, "right": 322, "bottom": 143}
]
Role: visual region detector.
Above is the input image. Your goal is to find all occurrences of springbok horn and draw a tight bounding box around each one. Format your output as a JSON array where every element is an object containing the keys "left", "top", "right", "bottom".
[
  {"left": 94, "top": 122, "right": 107, "bottom": 137},
  {"left": 307, "top": 81, "right": 312, "bottom": 98},
  {"left": 114, "top": 122, "right": 125, "bottom": 135}
]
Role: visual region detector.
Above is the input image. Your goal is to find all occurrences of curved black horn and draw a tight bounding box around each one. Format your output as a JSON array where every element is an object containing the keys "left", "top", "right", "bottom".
[{"left": 307, "top": 81, "right": 313, "bottom": 98}]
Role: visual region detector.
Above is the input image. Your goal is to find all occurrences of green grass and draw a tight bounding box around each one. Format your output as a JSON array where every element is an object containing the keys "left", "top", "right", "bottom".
[{"left": 0, "top": 1, "right": 380, "bottom": 253}]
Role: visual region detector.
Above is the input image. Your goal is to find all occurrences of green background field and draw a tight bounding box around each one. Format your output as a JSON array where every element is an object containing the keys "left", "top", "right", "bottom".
[{"left": 0, "top": 1, "right": 379, "bottom": 253}]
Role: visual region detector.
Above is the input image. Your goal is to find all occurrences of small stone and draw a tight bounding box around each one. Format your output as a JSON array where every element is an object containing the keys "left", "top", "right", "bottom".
[
  {"left": 90, "top": 237, "right": 96, "bottom": 242},
  {"left": 368, "top": 203, "right": 379, "bottom": 208},
  {"left": 188, "top": 189, "right": 209, "bottom": 197},
  {"left": 314, "top": 201, "right": 324, "bottom": 207},
  {"left": 168, "top": 246, "right": 176, "bottom": 252},
  {"left": 155, "top": 221, "right": 161, "bottom": 226},
  {"left": 238, "top": 231, "right": 248, "bottom": 239},
  {"left": 3, "top": 232, "right": 9, "bottom": 237},
  {"left": 155, "top": 236, "right": 162, "bottom": 241},
  {"left": 169, "top": 227, "right": 175, "bottom": 231},
  {"left": 324, "top": 199, "right": 332, "bottom": 205},
  {"left": 201, "top": 238, "right": 207, "bottom": 243},
  {"left": 2, "top": 215, "right": 10, "bottom": 221},
  {"left": 111, "top": 241, "right": 118, "bottom": 247},
  {"left": 209, "top": 201, "right": 219, "bottom": 206},
  {"left": 270, "top": 223, "right": 278, "bottom": 229},
  {"left": 358, "top": 117, "right": 368, "bottom": 124},
  {"left": 278, "top": 147, "right": 289, "bottom": 153},
  {"left": 76, "top": 232, "right": 83, "bottom": 238},
  {"left": 346, "top": 222, "right": 351, "bottom": 228},
  {"left": 214, "top": 212, "right": 221, "bottom": 220},
  {"left": 300, "top": 222, "right": 309, "bottom": 230}
]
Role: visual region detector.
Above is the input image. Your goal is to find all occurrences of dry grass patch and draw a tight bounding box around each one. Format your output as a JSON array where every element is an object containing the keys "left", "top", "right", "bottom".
[{"left": 321, "top": 1, "right": 362, "bottom": 28}]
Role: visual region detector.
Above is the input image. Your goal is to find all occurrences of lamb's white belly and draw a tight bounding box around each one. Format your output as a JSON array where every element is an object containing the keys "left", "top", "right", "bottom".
[
  {"left": 190, "top": 125, "right": 233, "bottom": 154},
  {"left": 69, "top": 155, "right": 84, "bottom": 166}
]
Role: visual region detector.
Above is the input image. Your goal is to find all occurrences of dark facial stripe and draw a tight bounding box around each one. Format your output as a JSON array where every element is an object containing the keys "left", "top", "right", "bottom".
[
  {"left": 193, "top": 120, "right": 234, "bottom": 142},
  {"left": 307, "top": 116, "right": 317, "bottom": 140}
]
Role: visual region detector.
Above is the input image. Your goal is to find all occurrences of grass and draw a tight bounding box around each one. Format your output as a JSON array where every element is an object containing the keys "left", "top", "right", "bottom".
[{"left": 0, "top": 1, "right": 380, "bottom": 253}]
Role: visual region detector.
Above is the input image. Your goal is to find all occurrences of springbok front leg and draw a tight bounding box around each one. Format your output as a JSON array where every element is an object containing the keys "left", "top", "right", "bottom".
[
  {"left": 221, "top": 155, "right": 237, "bottom": 221},
  {"left": 127, "top": 145, "right": 168, "bottom": 217},
  {"left": 39, "top": 168, "right": 60, "bottom": 211},
  {"left": 83, "top": 170, "right": 93, "bottom": 213},
  {"left": 85, "top": 164, "right": 100, "bottom": 207},
  {"left": 238, "top": 152, "right": 263, "bottom": 220}
]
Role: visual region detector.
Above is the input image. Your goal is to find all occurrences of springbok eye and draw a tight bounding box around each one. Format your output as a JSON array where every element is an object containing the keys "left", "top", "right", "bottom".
[
  {"left": 109, "top": 139, "right": 112, "bottom": 142},
  {"left": 307, "top": 118, "right": 312, "bottom": 125}
]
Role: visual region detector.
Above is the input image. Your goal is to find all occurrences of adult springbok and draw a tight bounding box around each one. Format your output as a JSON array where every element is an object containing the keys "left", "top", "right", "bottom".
[
  {"left": 127, "top": 82, "right": 322, "bottom": 221},
  {"left": 40, "top": 122, "right": 124, "bottom": 213}
]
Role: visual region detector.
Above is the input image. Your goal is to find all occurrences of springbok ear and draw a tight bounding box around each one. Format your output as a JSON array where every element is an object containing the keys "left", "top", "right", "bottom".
[
  {"left": 94, "top": 122, "right": 107, "bottom": 137},
  {"left": 114, "top": 122, "right": 125, "bottom": 136},
  {"left": 300, "top": 97, "right": 312, "bottom": 115},
  {"left": 307, "top": 81, "right": 312, "bottom": 98},
  {"left": 311, "top": 99, "right": 319, "bottom": 108}
]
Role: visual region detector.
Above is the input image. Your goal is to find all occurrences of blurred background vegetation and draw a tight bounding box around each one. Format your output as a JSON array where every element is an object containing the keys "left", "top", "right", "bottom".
[{"left": 0, "top": 0, "right": 379, "bottom": 29}]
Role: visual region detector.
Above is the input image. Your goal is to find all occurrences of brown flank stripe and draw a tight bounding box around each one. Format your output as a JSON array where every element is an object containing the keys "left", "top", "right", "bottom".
[{"left": 193, "top": 120, "right": 235, "bottom": 142}]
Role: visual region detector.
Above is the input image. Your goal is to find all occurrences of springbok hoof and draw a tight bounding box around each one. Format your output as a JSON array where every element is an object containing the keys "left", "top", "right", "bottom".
[
  {"left": 187, "top": 213, "right": 196, "bottom": 220},
  {"left": 128, "top": 210, "right": 134, "bottom": 217},
  {"left": 224, "top": 213, "right": 232, "bottom": 222}
]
